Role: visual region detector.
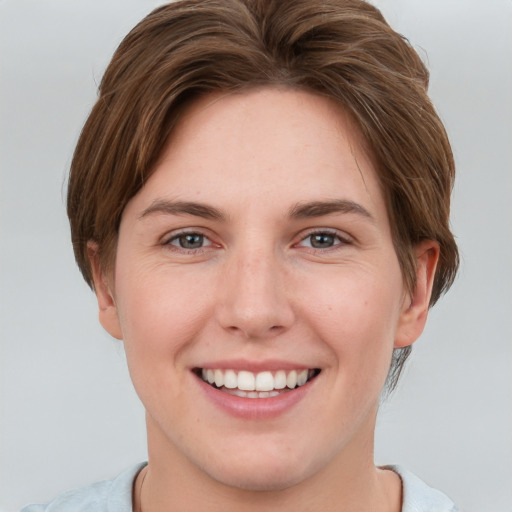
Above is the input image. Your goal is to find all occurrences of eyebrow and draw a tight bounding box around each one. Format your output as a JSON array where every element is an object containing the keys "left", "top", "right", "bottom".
[
  {"left": 139, "top": 198, "right": 373, "bottom": 223},
  {"left": 288, "top": 199, "right": 374, "bottom": 221},
  {"left": 139, "top": 200, "right": 226, "bottom": 221}
]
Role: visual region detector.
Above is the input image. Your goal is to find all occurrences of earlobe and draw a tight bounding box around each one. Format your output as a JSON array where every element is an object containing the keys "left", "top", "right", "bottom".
[
  {"left": 87, "top": 242, "right": 123, "bottom": 340},
  {"left": 394, "top": 240, "right": 439, "bottom": 348}
]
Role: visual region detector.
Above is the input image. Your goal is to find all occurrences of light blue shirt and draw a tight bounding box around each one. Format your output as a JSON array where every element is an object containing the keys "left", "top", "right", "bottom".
[{"left": 21, "top": 463, "right": 460, "bottom": 512}]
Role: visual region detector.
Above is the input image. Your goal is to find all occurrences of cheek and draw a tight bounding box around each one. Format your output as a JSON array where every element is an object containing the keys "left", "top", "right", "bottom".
[
  {"left": 112, "top": 259, "right": 212, "bottom": 364},
  {"left": 300, "top": 263, "right": 404, "bottom": 370},
  {"left": 304, "top": 263, "right": 403, "bottom": 330},
  {"left": 112, "top": 266, "right": 212, "bottom": 416}
]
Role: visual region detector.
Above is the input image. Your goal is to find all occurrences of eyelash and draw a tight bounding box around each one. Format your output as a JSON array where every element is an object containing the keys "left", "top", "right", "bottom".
[
  {"left": 163, "top": 230, "right": 216, "bottom": 253},
  {"left": 295, "top": 229, "right": 351, "bottom": 251},
  {"left": 162, "top": 228, "right": 351, "bottom": 255}
]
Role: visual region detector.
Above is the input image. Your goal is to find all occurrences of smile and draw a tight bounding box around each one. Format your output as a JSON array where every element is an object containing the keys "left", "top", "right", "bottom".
[{"left": 197, "top": 368, "right": 320, "bottom": 398}]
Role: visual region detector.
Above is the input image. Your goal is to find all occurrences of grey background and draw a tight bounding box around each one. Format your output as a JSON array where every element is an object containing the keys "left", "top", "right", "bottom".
[{"left": 1, "top": 1, "right": 511, "bottom": 511}]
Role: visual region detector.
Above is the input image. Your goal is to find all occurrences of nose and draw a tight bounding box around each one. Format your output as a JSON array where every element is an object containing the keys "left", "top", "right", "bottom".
[{"left": 215, "top": 247, "right": 295, "bottom": 340}]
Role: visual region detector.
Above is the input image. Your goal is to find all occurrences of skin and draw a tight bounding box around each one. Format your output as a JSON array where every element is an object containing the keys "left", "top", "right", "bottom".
[{"left": 90, "top": 88, "right": 438, "bottom": 512}]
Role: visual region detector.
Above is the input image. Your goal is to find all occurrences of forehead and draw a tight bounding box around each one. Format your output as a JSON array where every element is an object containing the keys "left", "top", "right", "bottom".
[
  {"left": 166, "top": 87, "right": 373, "bottom": 170},
  {"left": 125, "top": 87, "right": 386, "bottom": 222}
]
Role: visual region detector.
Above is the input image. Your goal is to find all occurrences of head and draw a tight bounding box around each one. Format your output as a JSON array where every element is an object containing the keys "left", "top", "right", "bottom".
[{"left": 68, "top": 0, "right": 458, "bottom": 393}]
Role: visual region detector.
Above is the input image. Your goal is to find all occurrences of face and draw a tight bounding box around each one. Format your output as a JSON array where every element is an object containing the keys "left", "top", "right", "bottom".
[{"left": 92, "top": 88, "right": 436, "bottom": 492}]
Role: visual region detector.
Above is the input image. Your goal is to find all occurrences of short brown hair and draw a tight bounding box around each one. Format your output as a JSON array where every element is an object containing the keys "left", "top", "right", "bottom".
[{"left": 67, "top": 0, "right": 459, "bottom": 389}]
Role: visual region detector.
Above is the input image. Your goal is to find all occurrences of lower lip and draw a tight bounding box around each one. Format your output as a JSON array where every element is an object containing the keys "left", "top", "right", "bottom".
[{"left": 194, "top": 374, "right": 316, "bottom": 420}]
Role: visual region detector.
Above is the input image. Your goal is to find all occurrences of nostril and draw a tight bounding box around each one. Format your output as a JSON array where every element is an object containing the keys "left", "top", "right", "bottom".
[{"left": 224, "top": 323, "right": 285, "bottom": 339}]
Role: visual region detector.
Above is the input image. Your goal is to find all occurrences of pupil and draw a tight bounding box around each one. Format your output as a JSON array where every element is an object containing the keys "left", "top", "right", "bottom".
[
  {"left": 180, "top": 234, "right": 203, "bottom": 248},
  {"left": 311, "top": 233, "right": 334, "bottom": 248}
]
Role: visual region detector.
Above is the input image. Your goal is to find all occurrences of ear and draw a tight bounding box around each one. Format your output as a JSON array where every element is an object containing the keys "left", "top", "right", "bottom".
[
  {"left": 87, "top": 242, "right": 123, "bottom": 340},
  {"left": 394, "top": 240, "right": 439, "bottom": 348}
]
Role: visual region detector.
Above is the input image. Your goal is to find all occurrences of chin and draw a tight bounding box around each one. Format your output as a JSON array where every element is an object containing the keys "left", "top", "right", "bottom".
[
  {"left": 208, "top": 464, "right": 309, "bottom": 492},
  {"left": 197, "top": 445, "right": 325, "bottom": 492}
]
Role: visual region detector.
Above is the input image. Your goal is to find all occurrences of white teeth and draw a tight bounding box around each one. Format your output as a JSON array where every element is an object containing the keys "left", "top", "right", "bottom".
[
  {"left": 286, "top": 370, "right": 297, "bottom": 389},
  {"left": 214, "top": 369, "right": 224, "bottom": 388},
  {"left": 224, "top": 369, "right": 237, "bottom": 389},
  {"left": 224, "top": 389, "right": 281, "bottom": 398},
  {"left": 297, "top": 369, "right": 308, "bottom": 386},
  {"left": 274, "top": 370, "right": 287, "bottom": 389},
  {"left": 200, "top": 368, "right": 317, "bottom": 394},
  {"left": 237, "top": 371, "right": 255, "bottom": 391},
  {"left": 229, "top": 389, "right": 247, "bottom": 398},
  {"left": 255, "top": 371, "right": 274, "bottom": 391}
]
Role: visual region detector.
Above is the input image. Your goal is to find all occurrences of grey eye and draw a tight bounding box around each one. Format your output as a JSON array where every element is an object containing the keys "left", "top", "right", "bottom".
[
  {"left": 175, "top": 233, "right": 204, "bottom": 249},
  {"left": 309, "top": 233, "right": 336, "bottom": 248}
]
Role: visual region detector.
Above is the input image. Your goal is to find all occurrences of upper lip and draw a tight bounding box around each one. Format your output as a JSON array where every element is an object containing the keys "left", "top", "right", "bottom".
[{"left": 193, "top": 359, "right": 318, "bottom": 372}]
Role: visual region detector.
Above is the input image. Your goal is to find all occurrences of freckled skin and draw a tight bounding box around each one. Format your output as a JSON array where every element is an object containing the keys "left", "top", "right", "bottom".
[{"left": 91, "top": 88, "right": 437, "bottom": 511}]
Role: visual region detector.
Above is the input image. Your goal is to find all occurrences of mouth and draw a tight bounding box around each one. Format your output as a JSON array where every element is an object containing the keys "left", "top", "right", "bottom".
[{"left": 194, "top": 368, "right": 321, "bottom": 398}]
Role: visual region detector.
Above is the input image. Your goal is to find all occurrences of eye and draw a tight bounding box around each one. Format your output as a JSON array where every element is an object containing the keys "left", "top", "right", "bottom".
[
  {"left": 166, "top": 232, "right": 213, "bottom": 250},
  {"left": 297, "top": 230, "right": 348, "bottom": 249}
]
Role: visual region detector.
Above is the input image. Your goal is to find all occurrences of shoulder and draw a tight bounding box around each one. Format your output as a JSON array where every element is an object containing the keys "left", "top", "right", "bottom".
[
  {"left": 389, "top": 465, "right": 461, "bottom": 512},
  {"left": 20, "top": 463, "right": 146, "bottom": 512}
]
